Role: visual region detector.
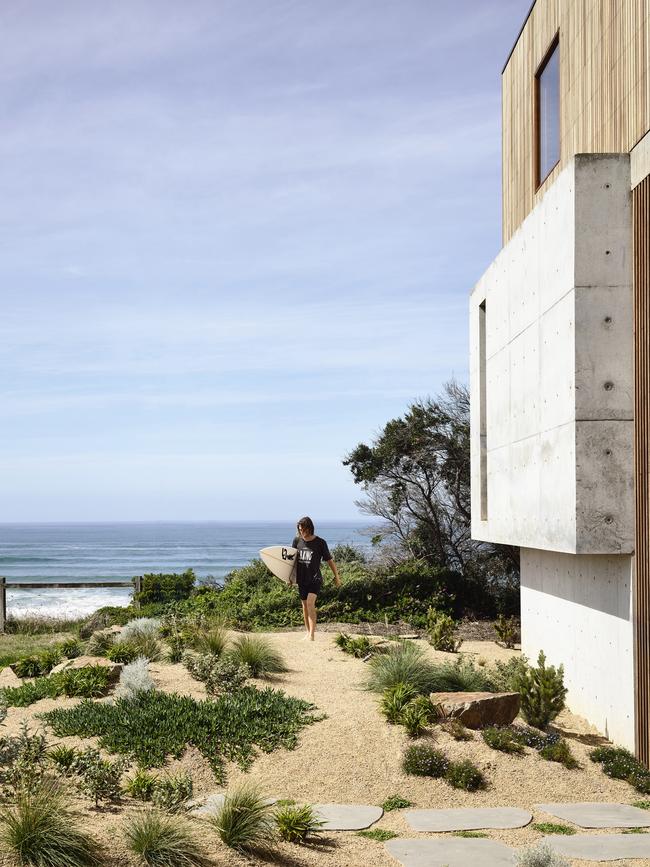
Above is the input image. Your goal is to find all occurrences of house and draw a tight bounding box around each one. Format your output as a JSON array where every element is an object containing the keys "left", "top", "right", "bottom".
[{"left": 469, "top": 0, "right": 650, "bottom": 758}]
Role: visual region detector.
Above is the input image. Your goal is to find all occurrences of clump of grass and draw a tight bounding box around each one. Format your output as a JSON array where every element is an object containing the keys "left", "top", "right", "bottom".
[
  {"left": 126, "top": 769, "right": 159, "bottom": 802},
  {"left": 454, "top": 830, "right": 488, "bottom": 837},
  {"left": 190, "top": 622, "right": 228, "bottom": 657},
  {"left": 357, "top": 828, "right": 398, "bottom": 841},
  {"left": 335, "top": 633, "right": 382, "bottom": 658},
  {"left": 58, "top": 637, "right": 84, "bottom": 659},
  {"left": 633, "top": 800, "right": 650, "bottom": 809},
  {"left": 49, "top": 744, "right": 80, "bottom": 775},
  {"left": 12, "top": 648, "right": 62, "bottom": 678},
  {"left": 515, "top": 843, "right": 571, "bottom": 867},
  {"left": 532, "top": 822, "right": 576, "bottom": 835},
  {"left": 2, "top": 666, "right": 113, "bottom": 707},
  {"left": 481, "top": 726, "right": 525, "bottom": 755},
  {"left": 539, "top": 739, "right": 579, "bottom": 769},
  {"left": 401, "top": 699, "right": 432, "bottom": 738},
  {"left": 115, "top": 657, "right": 155, "bottom": 700},
  {"left": 151, "top": 773, "right": 193, "bottom": 813},
  {"left": 0, "top": 779, "right": 103, "bottom": 866},
  {"left": 381, "top": 794, "right": 412, "bottom": 811},
  {"left": 107, "top": 642, "right": 141, "bottom": 664},
  {"left": 441, "top": 719, "right": 473, "bottom": 741},
  {"left": 367, "top": 643, "right": 439, "bottom": 695},
  {"left": 274, "top": 803, "right": 324, "bottom": 843},
  {"left": 445, "top": 759, "right": 486, "bottom": 791},
  {"left": 209, "top": 785, "right": 276, "bottom": 850},
  {"left": 124, "top": 809, "right": 207, "bottom": 866},
  {"left": 86, "top": 630, "right": 116, "bottom": 656},
  {"left": 402, "top": 744, "right": 448, "bottom": 778},
  {"left": 380, "top": 683, "right": 417, "bottom": 724},
  {"left": 228, "top": 635, "right": 288, "bottom": 678}
]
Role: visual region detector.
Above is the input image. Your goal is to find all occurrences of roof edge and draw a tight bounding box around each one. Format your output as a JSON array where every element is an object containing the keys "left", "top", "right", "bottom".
[{"left": 502, "top": 0, "right": 538, "bottom": 74}]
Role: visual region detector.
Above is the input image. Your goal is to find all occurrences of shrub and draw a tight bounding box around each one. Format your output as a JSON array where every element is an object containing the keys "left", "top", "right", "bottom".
[
  {"left": 445, "top": 759, "right": 487, "bottom": 791},
  {"left": 124, "top": 809, "right": 207, "bottom": 867},
  {"left": 494, "top": 615, "right": 518, "bottom": 648},
  {"left": 274, "top": 803, "right": 324, "bottom": 842},
  {"left": 209, "top": 785, "right": 276, "bottom": 850},
  {"left": 515, "top": 843, "right": 571, "bottom": 867},
  {"left": 539, "top": 739, "right": 579, "bottom": 769},
  {"left": 134, "top": 572, "right": 196, "bottom": 606},
  {"left": 513, "top": 651, "right": 567, "bottom": 729},
  {"left": 2, "top": 721, "right": 49, "bottom": 795},
  {"left": 532, "top": 823, "right": 576, "bottom": 835},
  {"left": 125, "top": 769, "right": 159, "bottom": 802},
  {"left": 401, "top": 699, "right": 433, "bottom": 738},
  {"left": 115, "top": 657, "right": 155, "bottom": 700},
  {"left": 151, "top": 773, "right": 193, "bottom": 813},
  {"left": 482, "top": 726, "right": 525, "bottom": 755},
  {"left": 380, "top": 683, "right": 417, "bottom": 723},
  {"left": 402, "top": 744, "right": 448, "bottom": 777},
  {"left": 228, "top": 635, "right": 288, "bottom": 678},
  {"left": 86, "top": 630, "right": 116, "bottom": 656},
  {"left": 427, "top": 609, "right": 461, "bottom": 652},
  {"left": 330, "top": 543, "right": 367, "bottom": 563},
  {"left": 441, "top": 719, "right": 473, "bottom": 741},
  {"left": 73, "top": 747, "right": 129, "bottom": 807},
  {"left": 183, "top": 652, "right": 250, "bottom": 696},
  {"left": 107, "top": 642, "right": 141, "bottom": 664},
  {"left": 2, "top": 666, "right": 113, "bottom": 707},
  {"left": 381, "top": 794, "right": 412, "bottom": 811},
  {"left": 49, "top": 744, "right": 80, "bottom": 775},
  {"left": 357, "top": 828, "right": 398, "bottom": 841}
]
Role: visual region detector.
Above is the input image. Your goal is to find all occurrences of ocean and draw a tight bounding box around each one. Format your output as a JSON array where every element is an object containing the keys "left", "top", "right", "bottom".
[{"left": 0, "top": 521, "right": 374, "bottom": 618}]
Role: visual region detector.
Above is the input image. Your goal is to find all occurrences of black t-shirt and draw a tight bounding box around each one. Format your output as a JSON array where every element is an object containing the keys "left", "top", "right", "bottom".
[{"left": 291, "top": 535, "right": 332, "bottom": 584}]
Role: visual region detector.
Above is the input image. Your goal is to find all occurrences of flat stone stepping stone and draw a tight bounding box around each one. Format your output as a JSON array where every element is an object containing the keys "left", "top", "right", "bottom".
[
  {"left": 313, "top": 803, "right": 383, "bottom": 830},
  {"left": 543, "top": 833, "right": 650, "bottom": 861},
  {"left": 405, "top": 807, "right": 532, "bottom": 832},
  {"left": 536, "top": 802, "right": 650, "bottom": 828},
  {"left": 386, "top": 838, "right": 515, "bottom": 867}
]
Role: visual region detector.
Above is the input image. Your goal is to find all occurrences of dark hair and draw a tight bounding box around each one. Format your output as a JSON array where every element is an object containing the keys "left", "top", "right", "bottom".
[{"left": 297, "top": 516, "right": 314, "bottom": 534}]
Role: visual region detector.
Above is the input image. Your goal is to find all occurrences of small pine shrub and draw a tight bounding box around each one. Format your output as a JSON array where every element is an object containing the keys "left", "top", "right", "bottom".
[
  {"left": 513, "top": 651, "right": 567, "bottom": 729},
  {"left": 126, "top": 769, "right": 159, "bottom": 801},
  {"left": 402, "top": 744, "right": 448, "bottom": 778},
  {"left": 274, "top": 803, "right": 324, "bottom": 842},
  {"left": 445, "top": 759, "right": 487, "bottom": 791},
  {"left": 124, "top": 809, "right": 206, "bottom": 867},
  {"left": 532, "top": 822, "right": 576, "bottom": 835},
  {"left": 515, "top": 843, "right": 571, "bottom": 867},
  {"left": 115, "top": 656, "right": 155, "bottom": 700},
  {"left": 86, "top": 630, "right": 116, "bottom": 656},
  {"left": 494, "top": 615, "right": 518, "bottom": 648},
  {"left": 107, "top": 642, "right": 141, "bottom": 664},
  {"left": 73, "top": 748, "right": 129, "bottom": 807},
  {"left": 381, "top": 794, "right": 412, "bottom": 811},
  {"left": 539, "top": 739, "right": 579, "bottom": 769},
  {"left": 427, "top": 609, "right": 461, "bottom": 652},
  {"left": 482, "top": 726, "right": 525, "bottom": 755},
  {"left": 380, "top": 683, "right": 417, "bottom": 723},
  {"left": 49, "top": 744, "right": 80, "bottom": 775},
  {"left": 151, "top": 773, "right": 193, "bottom": 813},
  {"left": 441, "top": 719, "right": 473, "bottom": 741},
  {"left": 228, "top": 635, "right": 288, "bottom": 678},
  {"left": 357, "top": 829, "right": 398, "bottom": 841},
  {"left": 210, "top": 785, "right": 276, "bottom": 850},
  {"left": 183, "top": 652, "right": 250, "bottom": 695}
]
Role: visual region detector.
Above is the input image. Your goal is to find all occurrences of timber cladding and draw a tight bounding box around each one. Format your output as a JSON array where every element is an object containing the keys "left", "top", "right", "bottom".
[
  {"left": 503, "top": 0, "right": 650, "bottom": 242},
  {"left": 634, "top": 175, "right": 650, "bottom": 765}
]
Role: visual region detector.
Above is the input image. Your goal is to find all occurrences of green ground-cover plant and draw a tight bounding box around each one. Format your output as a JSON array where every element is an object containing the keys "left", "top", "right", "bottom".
[
  {"left": 381, "top": 794, "right": 412, "bottom": 811},
  {"left": 454, "top": 830, "right": 488, "bottom": 837},
  {"left": 209, "top": 785, "right": 276, "bottom": 850},
  {"left": 183, "top": 652, "right": 250, "bottom": 695},
  {"left": 445, "top": 759, "right": 486, "bottom": 791},
  {"left": 12, "top": 648, "right": 62, "bottom": 678},
  {"left": 150, "top": 773, "right": 193, "bottom": 813},
  {"left": 402, "top": 744, "right": 448, "bottom": 778},
  {"left": 335, "top": 633, "right": 376, "bottom": 657},
  {"left": 357, "top": 828, "right": 398, "bottom": 841},
  {"left": 623, "top": 827, "right": 648, "bottom": 833},
  {"left": 427, "top": 609, "right": 461, "bottom": 652},
  {"left": 2, "top": 666, "right": 113, "bottom": 707},
  {"left": 532, "top": 822, "right": 576, "bottom": 835},
  {"left": 228, "top": 635, "right": 288, "bottom": 678},
  {"left": 494, "top": 615, "right": 518, "bottom": 648},
  {"left": 40, "top": 686, "right": 319, "bottom": 784},
  {"left": 634, "top": 800, "right": 650, "bottom": 809},
  {"left": 538, "top": 739, "right": 579, "bottom": 769},
  {"left": 125, "top": 769, "right": 159, "bottom": 802},
  {"left": 107, "top": 642, "right": 140, "bottom": 664},
  {"left": 513, "top": 651, "right": 567, "bottom": 729},
  {"left": 0, "top": 779, "right": 103, "bottom": 866},
  {"left": 124, "top": 809, "right": 207, "bottom": 867},
  {"left": 274, "top": 803, "right": 324, "bottom": 842},
  {"left": 590, "top": 745, "right": 650, "bottom": 792},
  {"left": 481, "top": 726, "right": 525, "bottom": 755}
]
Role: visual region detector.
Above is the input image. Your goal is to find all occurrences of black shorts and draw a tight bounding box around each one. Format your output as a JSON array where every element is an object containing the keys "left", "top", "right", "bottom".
[{"left": 298, "top": 577, "right": 322, "bottom": 601}]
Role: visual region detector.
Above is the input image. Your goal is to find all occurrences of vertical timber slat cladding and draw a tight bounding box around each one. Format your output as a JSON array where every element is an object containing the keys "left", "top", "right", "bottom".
[
  {"left": 635, "top": 176, "right": 650, "bottom": 766},
  {"left": 503, "top": 0, "right": 650, "bottom": 242}
]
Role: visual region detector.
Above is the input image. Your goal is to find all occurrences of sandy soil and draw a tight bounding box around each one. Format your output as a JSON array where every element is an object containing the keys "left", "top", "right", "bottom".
[{"left": 1, "top": 632, "right": 648, "bottom": 867}]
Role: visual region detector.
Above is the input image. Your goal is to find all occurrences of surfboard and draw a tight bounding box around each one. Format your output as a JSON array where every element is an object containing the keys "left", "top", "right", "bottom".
[{"left": 260, "top": 545, "right": 298, "bottom": 585}]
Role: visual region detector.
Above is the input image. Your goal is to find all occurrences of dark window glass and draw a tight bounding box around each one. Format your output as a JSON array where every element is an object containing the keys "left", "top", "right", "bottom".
[{"left": 537, "top": 40, "right": 559, "bottom": 184}]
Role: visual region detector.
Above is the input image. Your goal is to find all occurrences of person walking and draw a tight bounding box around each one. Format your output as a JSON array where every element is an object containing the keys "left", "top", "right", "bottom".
[{"left": 292, "top": 516, "right": 341, "bottom": 641}]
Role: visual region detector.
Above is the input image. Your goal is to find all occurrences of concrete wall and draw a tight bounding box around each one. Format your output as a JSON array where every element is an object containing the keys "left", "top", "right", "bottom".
[
  {"left": 470, "top": 154, "right": 634, "bottom": 554},
  {"left": 520, "top": 548, "right": 635, "bottom": 748}
]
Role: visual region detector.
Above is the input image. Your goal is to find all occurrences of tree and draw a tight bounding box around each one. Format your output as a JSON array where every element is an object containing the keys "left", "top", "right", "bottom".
[{"left": 343, "top": 381, "right": 519, "bottom": 610}]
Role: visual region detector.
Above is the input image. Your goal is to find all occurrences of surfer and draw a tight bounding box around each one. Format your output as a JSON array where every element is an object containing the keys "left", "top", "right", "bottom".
[{"left": 292, "top": 516, "right": 341, "bottom": 641}]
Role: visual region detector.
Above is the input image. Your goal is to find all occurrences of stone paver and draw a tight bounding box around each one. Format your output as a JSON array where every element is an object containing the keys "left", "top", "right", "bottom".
[
  {"left": 543, "top": 833, "right": 650, "bottom": 861},
  {"left": 536, "top": 802, "right": 650, "bottom": 828},
  {"left": 405, "top": 807, "right": 532, "bottom": 832},
  {"left": 313, "top": 803, "right": 383, "bottom": 831},
  {"left": 385, "top": 838, "right": 515, "bottom": 867}
]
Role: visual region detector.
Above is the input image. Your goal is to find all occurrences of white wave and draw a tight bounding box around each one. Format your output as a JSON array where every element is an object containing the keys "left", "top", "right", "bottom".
[{"left": 7, "top": 587, "right": 132, "bottom": 618}]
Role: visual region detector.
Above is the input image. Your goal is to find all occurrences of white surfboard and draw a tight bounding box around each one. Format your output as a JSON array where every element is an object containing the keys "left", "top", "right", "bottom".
[{"left": 260, "top": 545, "right": 298, "bottom": 585}]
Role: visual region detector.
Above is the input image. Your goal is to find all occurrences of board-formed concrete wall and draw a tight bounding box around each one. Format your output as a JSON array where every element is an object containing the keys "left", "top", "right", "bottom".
[
  {"left": 520, "top": 548, "right": 635, "bottom": 748},
  {"left": 470, "top": 154, "right": 634, "bottom": 554}
]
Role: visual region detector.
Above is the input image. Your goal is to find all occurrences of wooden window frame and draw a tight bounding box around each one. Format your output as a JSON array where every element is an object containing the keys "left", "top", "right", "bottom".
[{"left": 534, "top": 33, "right": 560, "bottom": 190}]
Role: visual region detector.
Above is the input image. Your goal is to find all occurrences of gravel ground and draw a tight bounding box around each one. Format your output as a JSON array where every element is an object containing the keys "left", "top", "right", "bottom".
[{"left": 1, "top": 631, "right": 647, "bottom": 867}]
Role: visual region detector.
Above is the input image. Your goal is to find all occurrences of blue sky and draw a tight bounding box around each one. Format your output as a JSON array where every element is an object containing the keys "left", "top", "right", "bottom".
[{"left": 0, "top": 0, "right": 530, "bottom": 522}]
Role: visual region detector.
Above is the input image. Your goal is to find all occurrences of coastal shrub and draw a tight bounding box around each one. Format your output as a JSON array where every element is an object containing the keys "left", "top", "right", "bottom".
[
  {"left": 335, "top": 633, "right": 373, "bottom": 657},
  {"left": 381, "top": 794, "right": 412, "bottom": 811},
  {"left": 228, "top": 635, "right": 288, "bottom": 678},
  {"left": 86, "top": 629, "right": 116, "bottom": 656},
  {"left": 427, "top": 609, "right": 461, "bottom": 652},
  {"left": 72, "top": 747, "right": 129, "bottom": 807},
  {"left": 1, "top": 721, "right": 49, "bottom": 795},
  {"left": 107, "top": 641, "right": 140, "bottom": 664},
  {"left": 125, "top": 769, "right": 159, "bottom": 802},
  {"left": 515, "top": 843, "right": 571, "bottom": 867},
  {"left": 115, "top": 657, "right": 155, "bottom": 700},
  {"left": 40, "top": 686, "right": 318, "bottom": 784},
  {"left": 380, "top": 683, "right": 418, "bottom": 723},
  {"left": 513, "top": 651, "right": 567, "bottom": 729},
  {"left": 441, "top": 719, "right": 473, "bottom": 741},
  {"left": 183, "top": 652, "right": 250, "bottom": 695},
  {"left": 274, "top": 803, "right": 324, "bottom": 843},
  {"left": 2, "top": 666, "right": 113, "bottom": 707},
  {"left": 513, "top": 726, "right": 558, "bottom": 750},
  {"left": 151, "top": 773, "right": 193, "bottom": 813},
  {"left": 357, "top": 829, "right": 398, "bottom": 841},
  {"left": 330, "top": 543, "right": 367, "bottom": 563},
  {"left": 539, "top": 739, "right": 579, "bottom": 769},
  {"left": 210, "top": 785, "right": 276, "bottom": 850},
  {"left": 445, "top": 759, "right": 487, "bottom": 791},
  {"left": 0, "top": 780, "right": 103, "bottom": 867},
  {"left": 134, "top": 571, "right": 196, "bottom": 606},
  {"left": 48, "top": 744, "right": 80, "bottom": 775},
  {"left": 124, "top": 809, "right": 207, "bottom": 867},
  {"left": 481, "top": 726, "right": 525, "bottom": 755},
  {"left": 402, "top": 744, "right": 448, "bottom": 778},
  {"left": 494, "top": 614, "right": 518, "bottom": 648}
]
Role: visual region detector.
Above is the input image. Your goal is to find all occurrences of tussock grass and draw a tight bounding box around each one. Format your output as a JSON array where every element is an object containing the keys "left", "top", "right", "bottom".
[
  {"left": 228, "top": 635, "right": 288, "bottom": 678},
  {"left": 209, "top": 785, "right": 276, "bottom": 850},
  {"left": 124, "top": 809, "right": 207, "bottom": 866}
]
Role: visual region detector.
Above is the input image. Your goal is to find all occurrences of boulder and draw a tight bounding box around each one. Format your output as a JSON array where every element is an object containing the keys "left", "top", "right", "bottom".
[
  {"left": 431, "top": 691, "right": 520, "bottom": 728},
  {"left": 0, "top": 666, "right": 22, "bottom": 688},
  {"left": 50, "top": 656, "right": 122, "bottom": 681}
]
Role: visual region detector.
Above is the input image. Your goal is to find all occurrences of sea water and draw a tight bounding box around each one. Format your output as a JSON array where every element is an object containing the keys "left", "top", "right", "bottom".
[{"left": 0, "top": 521, "right": 373, "bottom": 617}]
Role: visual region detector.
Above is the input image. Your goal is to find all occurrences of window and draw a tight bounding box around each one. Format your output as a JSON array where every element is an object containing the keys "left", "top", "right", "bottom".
[{"left": 535, "top": 36, "right": 560, "bottom": 186}]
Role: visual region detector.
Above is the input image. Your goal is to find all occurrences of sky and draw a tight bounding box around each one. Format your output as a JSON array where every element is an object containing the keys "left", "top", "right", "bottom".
[{"left": 0, "top": 0, "right": 531, "bottom": 522}]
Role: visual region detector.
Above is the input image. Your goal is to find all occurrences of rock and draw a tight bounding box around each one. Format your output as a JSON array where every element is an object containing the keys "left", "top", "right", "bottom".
[
  {"left": 50, "top": 656, "right": 122, "bottom": 681},
  {"left": 431, "top": 691, "right": 520, "bottom": 728},
  {"left": 0, "top": 666, "right": 22, "bottom": 688}
]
